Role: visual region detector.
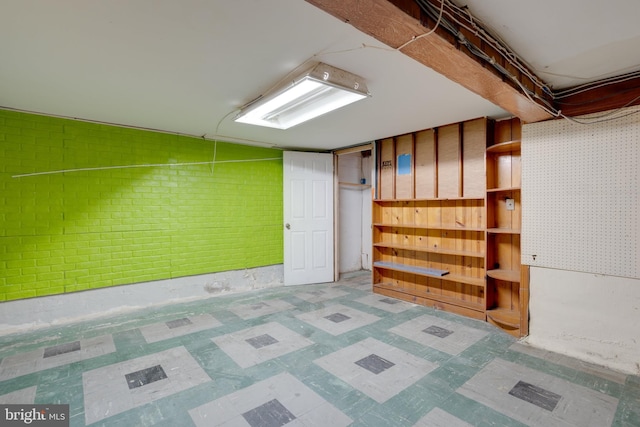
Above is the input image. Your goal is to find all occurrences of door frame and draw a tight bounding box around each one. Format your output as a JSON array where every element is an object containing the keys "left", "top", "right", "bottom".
[{"left": 333, "top": 143, "right": 374, "bottom": 281}]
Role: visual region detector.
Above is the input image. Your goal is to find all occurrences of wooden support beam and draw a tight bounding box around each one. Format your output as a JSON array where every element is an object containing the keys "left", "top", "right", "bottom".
[
  {"left": 305, "top": 0, "right": 553, "bottom": 123},
  {"left": 554, "top": 76, "right": 640, "bottom": 117}
]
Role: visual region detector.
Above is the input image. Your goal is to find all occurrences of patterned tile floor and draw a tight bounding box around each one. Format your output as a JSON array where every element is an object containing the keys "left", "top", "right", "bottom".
[{"left": 0, "top": 271, "right": 638, "bottom": 426}]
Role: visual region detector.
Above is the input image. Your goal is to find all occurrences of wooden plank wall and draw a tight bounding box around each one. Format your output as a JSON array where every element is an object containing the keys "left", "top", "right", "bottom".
[
  {"left": 463, "top": 119, "right": 487, "bottom": 198},
  {"left": 379, "top": 138, "right": 394, "bottom": 199},
  {"left": 437, "top": 124, "right": 461, "bottom": 198},
  {"left": 395, "top": 134, "right": 414, "bottom": 199},
  {"left": 414, "top": 129, "right": 436, "bottom": 198}
]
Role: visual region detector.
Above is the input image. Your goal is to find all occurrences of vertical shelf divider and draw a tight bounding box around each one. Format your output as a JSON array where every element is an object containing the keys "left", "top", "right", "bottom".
[{"left": 485, "top": 118, "right": 528, "bottom": 337}]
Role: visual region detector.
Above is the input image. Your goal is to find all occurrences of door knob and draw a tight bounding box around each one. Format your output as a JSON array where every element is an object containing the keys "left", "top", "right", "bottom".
[{"left": 285, "top": 223, "right": 291, "bottom": 229}]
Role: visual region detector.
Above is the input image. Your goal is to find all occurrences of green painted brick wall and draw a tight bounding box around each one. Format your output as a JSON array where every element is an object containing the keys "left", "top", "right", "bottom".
[{"left": 0, "top": 110, "right": 283, "bottom": 301}]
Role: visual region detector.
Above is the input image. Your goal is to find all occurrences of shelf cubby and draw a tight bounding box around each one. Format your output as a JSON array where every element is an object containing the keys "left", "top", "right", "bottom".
[{"left": 485, "top": 118, "right": 528, "bottom": 338}]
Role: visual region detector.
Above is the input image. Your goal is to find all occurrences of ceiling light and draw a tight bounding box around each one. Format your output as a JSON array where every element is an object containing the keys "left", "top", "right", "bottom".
[{"left": 234, "top": 62, "right": 370, "bottom": 130}]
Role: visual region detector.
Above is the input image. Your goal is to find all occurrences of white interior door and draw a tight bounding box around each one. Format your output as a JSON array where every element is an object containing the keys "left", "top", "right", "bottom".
[{"left": 283, "top": 151, "right": 334, "bottom": 286}]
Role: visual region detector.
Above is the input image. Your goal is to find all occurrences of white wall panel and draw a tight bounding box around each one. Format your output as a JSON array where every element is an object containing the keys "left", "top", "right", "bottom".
[
  {"left": 522, "top": 107, "right": 639, "bottom": 279},
  {"left": 337, "top": 151, "right": 372, "bottom": 273},
  {"left": 527, "top": 266, "right": 640, "bottom": 374}
]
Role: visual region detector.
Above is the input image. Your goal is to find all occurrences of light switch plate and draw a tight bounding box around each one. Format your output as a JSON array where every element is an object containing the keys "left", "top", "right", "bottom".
[{"left": 506, "top": 198, "right": 515, "bottom": 211}]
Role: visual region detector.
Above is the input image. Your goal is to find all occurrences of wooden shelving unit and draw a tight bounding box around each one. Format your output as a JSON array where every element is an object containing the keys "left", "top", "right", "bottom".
[
  {"left": 486, "top": 228, "right": 521, "bottom": 234},
  {"left": 372, "top": 118, "right": 488, "bottom": 321},
  {"left": 485, "top": 118, "right": 529, "bottom": 337},
  {"left": 486, "top": 307, "right": 520, "bottom": 329},
  {"left": 371, "top": 116, "right": 529, "bottom": 336},
  {"left": 373, "top": 242, "right": 483, "bottom": 258}
]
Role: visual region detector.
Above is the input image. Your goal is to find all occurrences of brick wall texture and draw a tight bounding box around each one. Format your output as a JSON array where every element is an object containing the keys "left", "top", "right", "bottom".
[{"left": 0, "top": 110, "right": 284, "bottom": 301}]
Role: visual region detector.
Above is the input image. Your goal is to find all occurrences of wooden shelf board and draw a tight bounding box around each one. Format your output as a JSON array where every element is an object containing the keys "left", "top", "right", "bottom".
[
  {"left": 373, "top": 223, "right": 485, "bottom": 232},
  {"left": 487, "top": 187, "right": 521, "bottom": 193},
  {"left": 373, "top": 262, "right": 485, "bottom": 287},
  {"left": 373, "top": 242, "right": 484, "bottom": 258},
  {"left": 487, "top": 140, "right": 521, "bottom": 153},
  {"left": 487, "top": 228, "right": 521, "bottom": 234},
  {"left": 339, "top": 182, "right": 371, "bottom": 189},
  {"left": 487, "top": 269, "right": 521, "bottom": 282},
  {"left": 486, "top": 308, "right": 520, "bottom": 329},
  {"left": 374, "top": 282, "right": 485, "bottom": 312},
  {"left": 374, "top": 197, "right": 485, "bottom": 202}
]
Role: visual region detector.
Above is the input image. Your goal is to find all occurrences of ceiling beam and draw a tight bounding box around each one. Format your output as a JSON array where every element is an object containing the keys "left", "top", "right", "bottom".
[
  {"left": 553, "top": 76, "right": 640, "bottom": 117},
  {"left": 305, "top": 0, "right": 553, "bottom": 123}
]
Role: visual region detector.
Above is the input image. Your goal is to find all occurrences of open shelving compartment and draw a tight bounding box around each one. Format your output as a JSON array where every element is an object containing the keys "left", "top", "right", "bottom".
[
  {"left": 372, "top": 198, "right": 487, "bottom": 319},
  {"left": 485, "top": 118, "right": 529, "bottom": 337},
  {"left": 371, "top": 117, "right": 529, "bottom": 336},
  {"left": 372, "top": 118, "right": 489, "bottom": 321}
]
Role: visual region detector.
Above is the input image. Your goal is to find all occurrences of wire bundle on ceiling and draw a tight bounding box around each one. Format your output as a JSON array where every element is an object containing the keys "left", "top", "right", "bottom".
[{"left": 410, "top": 0, "right": 640, "bottom": 124}]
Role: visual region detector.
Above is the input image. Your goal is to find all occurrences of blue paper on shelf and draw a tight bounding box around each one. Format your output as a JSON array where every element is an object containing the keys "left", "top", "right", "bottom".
[{"left": 374, "top": 261, "right": 449, "bottom": 277}]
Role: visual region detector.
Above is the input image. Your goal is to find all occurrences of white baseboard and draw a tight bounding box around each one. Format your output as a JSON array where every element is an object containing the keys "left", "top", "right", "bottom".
[{"left": 0, "top": 265, "right": 284, "bottom": 336}]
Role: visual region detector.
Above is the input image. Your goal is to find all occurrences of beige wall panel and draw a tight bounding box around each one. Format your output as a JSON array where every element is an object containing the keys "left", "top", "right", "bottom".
[
  {"left": 463, "top": 118, "right": 487, "bottom": 198},
  {"left": 437, "top": 124, "right": 461, "bottom": 198},
  {"left": 379, "top": 138, "right": 394, "bottom": 199},
  {"left": 415, "top": 129, "right": 436, "bottom": 198}
]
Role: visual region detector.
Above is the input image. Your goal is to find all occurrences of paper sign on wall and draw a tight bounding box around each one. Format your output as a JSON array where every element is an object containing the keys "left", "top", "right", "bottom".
[{"left": 397, "top": 154, "right": 411, "bottom": 175}]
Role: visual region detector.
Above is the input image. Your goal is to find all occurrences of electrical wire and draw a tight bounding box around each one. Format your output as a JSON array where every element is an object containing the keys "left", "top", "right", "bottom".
[
  {"left": 420, "top": 0, "right": 552, "bottom": 100},
  {"left": 416, "top": 0, "right": 550, "bottom": 95},
  {"left": 314, "top": 43, "right": 394, "bottom": 56},
  {"left": 409, "top": 0, "right": 640, "bottom": 123},
  {"left": 553, "top": 70, "right": 640, "bottom": 98},
  {"left": 451, "top": 19, "right": 559, "bottom": 116},
  {"left": 454, "top": 1, "right": 640, "bottom": 106},
  {"left": 396, "top": 0, "right": 446, "bottom": 51},
  {"left": 560, "top": 97, "right": 640, "bottom": 124},
  {"left": 554, "top": 88, "right": 639, "bottom": 106},
  {"left": 536, "top": 65, "right": 640, "bottom": 82},
  {"left": 414, "top": 0, "right": 640, "bottom": 105},
  {"left": 11, "top": 157, "right": 282, "bottom": 179},
  {"left": 211, "top": 140, "right": 218, "bottom": 176},
  {"left": 409, "top": 0, "right": 560, "bottom": 118},
  {"left": 454, "top": 4, "right": 546, "bottom": 90},
  {"left": 561, "top": 109, "right": 640, "bottom": 125}
]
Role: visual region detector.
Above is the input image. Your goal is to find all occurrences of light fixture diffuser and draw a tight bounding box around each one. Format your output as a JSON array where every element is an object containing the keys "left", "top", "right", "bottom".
[{"left": 234, "top": 62, "right": 370, "bottom": 129}]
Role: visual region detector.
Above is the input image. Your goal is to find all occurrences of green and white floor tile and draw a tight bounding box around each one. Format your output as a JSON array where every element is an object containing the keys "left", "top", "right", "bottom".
[{"left": 0, "top": 271, "right": 638, "bottom": 426}]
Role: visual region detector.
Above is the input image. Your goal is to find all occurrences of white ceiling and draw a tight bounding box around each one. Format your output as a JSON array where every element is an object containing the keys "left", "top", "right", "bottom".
[
  {"left": 1, "top": 0, "right": 639, "bottom": 151},
  {"left": 459, "top": 0, "right": 640, "bottom": 90}
]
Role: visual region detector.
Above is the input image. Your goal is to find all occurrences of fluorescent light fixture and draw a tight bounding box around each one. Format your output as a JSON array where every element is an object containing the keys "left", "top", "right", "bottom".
[{"left": 235, "top": 62, "right": 370, "bottom": 129}]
